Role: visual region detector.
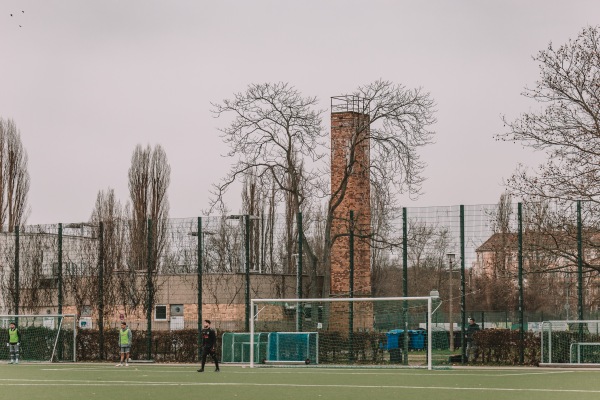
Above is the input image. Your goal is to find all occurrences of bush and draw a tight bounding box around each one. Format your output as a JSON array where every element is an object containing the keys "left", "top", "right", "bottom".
[
  {"left": 76, "top": 328, "right": 223, "bottom": 363},
  {"left": 74, "top": 328, "right": 544, "bottom": 365},
  {"left": 474, "top": 329, "right": 540, "bottom": 365},
  {"left": 317, "top": 331, "right": 387, "bottom": 364}
]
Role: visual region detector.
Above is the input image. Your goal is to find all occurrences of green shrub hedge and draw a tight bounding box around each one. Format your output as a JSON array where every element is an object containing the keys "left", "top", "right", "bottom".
[
  {"left": 2, "top": 327, "right": 542, "bottom": 365},
  {"left": 474, "top": 329, "right": 540, "bottom": 365},
  {"left": 77, "top": 328, "right": 223, "bottom": 362}
]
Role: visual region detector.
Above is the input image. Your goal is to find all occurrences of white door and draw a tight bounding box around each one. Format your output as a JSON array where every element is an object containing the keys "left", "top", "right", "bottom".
[{"left": 170, "top": 316, "right": 184, "bottom": 331}]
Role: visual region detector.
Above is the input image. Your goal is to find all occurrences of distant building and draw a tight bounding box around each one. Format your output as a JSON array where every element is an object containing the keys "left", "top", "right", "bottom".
[{"left": 474, "top": 231, "right": 600, "bottom": 317}]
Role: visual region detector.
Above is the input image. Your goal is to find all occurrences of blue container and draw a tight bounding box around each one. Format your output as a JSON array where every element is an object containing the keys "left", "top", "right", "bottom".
[
  {"left": 385, "top": 329, "right": 404, "bottom": 350},
  {"left": 408, "top": 330, "right": 425, "bottom": 350}
]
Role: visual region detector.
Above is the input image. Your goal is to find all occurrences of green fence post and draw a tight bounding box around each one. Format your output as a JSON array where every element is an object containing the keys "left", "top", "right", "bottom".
[
  {"left": 460, "top": 205, "right": 466, "bottom": 364},
  {"left": 147, "top": 219, "right": 153, "bottom": 361},
  {"left": 480, "top": 311, "right": 485, "bottom": 330},
  {"left": 349, "top": 210, "right": 355, "bottom": 363},
  {"left": 577, "top": 200, "right": 583, "bottom": 321},
  {"left": 403, "top": 207, "right": 409, "bottom": 365},
  {"left": 245, "top": 215, "right": 250, "bottom": 332},
  {"left": 518, "top": 203, "right": 524, "bottom": 364},
  {"left": 58, "top": 224, "right": 63, "bottom": 316},
  {"left": 14, "top": 225, "right": 19, "bottom": 320},
  {"left": 197, "top": 217, "right": 203, "bottom": 361},
  {"left": 57, "top": 223, "right": 64, "bottom": 362},
  {"left": 297, "top": 212, "right": 303, "bottom": 332},
  {"left": 98, "top": 222, "right": 105, "bottom": 360}
]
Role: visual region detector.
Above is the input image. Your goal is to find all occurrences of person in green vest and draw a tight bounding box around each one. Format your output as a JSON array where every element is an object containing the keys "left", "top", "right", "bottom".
[
  {"left": 7, "top": 321, "right": 21, "bottom": 364},
  {"left": 116, "top": 321, "right": 132, "bottom": 367}
]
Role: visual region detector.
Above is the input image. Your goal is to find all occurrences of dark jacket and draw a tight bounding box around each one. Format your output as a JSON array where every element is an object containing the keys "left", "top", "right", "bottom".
[
  {"left": 201, "top": 327, "right": 217, "bottom": 349},
  {"left": 466, "top": 322, "right": 480, "bottom": 343}
]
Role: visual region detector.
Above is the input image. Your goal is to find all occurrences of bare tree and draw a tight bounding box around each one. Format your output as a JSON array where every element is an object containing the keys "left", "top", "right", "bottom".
[
  {"left": 211, "top": 82, "right": 326, "bottom": 295},
  {"left": 0, "top": 118, "right": 30, "bottom": 232},
  {"left": 497, "top": 26, "right": 600, "bottom": 313},
  {"left": 211, "top": 80, "right": 436, "bottom": 297},
  {"left": 90, "top": 188, "right": 130, "bottom": 318},
  {"left": 499, "top": 26, "right": 600, "bottom": 205},
  {"left": 128, "top": 144, "right": 171, "bottom": 312}
]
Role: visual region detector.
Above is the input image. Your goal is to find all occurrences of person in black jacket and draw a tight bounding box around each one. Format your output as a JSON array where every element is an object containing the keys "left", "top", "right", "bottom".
[
  {"left": 465, "top": 317, "right": 480, "bottom": 363},
  {"left": 197, "top": 319, "right": 219, "bottom": 372}
]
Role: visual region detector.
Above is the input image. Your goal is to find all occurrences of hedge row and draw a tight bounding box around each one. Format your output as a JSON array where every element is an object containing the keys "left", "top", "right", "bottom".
[
  {"left": 77, "top": 328, "right": 219, "bottom": 362},
  {"left": 473, "top": 329, "right": 540, "bottom": 366},
  {"left": 2, "top": 327, "right": 543, "bottom": 365}
]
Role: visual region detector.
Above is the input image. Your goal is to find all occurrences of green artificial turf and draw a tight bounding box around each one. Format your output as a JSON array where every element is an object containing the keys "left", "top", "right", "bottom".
[{"left": 1, "top": 363, "right": 599, "bottom": 400}]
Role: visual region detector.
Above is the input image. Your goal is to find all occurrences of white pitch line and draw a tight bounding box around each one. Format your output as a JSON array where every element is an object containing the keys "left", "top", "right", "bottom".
[
  {"left": 39, "top": 367, "right": 576, "bottom": 377},
  {"left": 227, "top": 369, "right": 584, "bottom": 379},
  {"left": 42, "top": 368, "right": 122, "bottom": 372},
  {"left": 0, "top": 379, "right": 599, "bottom": 393}
]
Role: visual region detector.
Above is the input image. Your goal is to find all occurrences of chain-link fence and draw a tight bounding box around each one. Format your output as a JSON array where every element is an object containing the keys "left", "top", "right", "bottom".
[{"left": 0, "top": 200, "right": 598, "bottom": 362}]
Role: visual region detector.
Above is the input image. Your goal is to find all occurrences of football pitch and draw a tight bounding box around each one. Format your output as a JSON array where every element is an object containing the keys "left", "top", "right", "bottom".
[{"left": 0, "top": 364, "right": 599, "bottom": 400}]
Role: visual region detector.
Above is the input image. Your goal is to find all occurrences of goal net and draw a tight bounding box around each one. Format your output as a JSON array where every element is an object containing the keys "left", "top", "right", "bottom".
[
  {"left": 221, "top": 332, "right": 318, "bottom": 364},
  {"left": 541, "top": 320, "right": 600, "bottom": 365},
  {"left": 250, "top": 296, "right": 444, "bottom": 369},
  {"left": 0, "top": 315, "right": 77, "bottom": 363}
]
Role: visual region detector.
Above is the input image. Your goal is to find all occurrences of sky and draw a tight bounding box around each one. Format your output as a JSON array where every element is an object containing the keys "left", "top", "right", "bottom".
[{"left": 1, "top": 0, "right": 599, "bottom": 225}]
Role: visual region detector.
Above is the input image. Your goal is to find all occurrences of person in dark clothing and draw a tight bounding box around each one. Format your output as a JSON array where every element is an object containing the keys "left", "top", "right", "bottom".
[
  {"left": 465, "top": 317, "right": 480, "bottom": 363},
  {"left": 197, "top": 319, "right": 219, "bottom": 372}
]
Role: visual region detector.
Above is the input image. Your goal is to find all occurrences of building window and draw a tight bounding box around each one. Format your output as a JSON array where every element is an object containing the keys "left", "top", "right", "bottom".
[
  {"left": 170, "top": 304, "right": 184, "bottom": 316},
  {"left": 155, "top": 305, "right": 167, "bottom": 321},
  {"left": 81, "top": 305, "right": 92, "bottom": 317}
]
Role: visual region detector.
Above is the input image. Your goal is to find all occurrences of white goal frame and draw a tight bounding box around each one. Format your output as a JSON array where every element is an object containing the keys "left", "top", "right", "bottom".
[
  {"left": 541, "top": 320, "right": 600, "bottom": 365},
  {"left": 250, "top": 296, "right": 436, "bottom": 370},
  {"left": 1, "top": 314, "right": 77, "bottom": 362}
]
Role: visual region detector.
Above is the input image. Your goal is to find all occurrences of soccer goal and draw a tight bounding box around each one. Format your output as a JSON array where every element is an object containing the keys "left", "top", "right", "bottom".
[
  {"left": 250, "top": 296, "right": 441, "bottom": 370},
  {"left": 0, "top": 314, "right": 77, "bottom": 362},
  {"left": 541, "top": 320, "right": 600, "bottom": 365}
]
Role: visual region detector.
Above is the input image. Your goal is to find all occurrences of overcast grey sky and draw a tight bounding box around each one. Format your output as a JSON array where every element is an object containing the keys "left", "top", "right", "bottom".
[{"left": 1, "top": 0, "right": 598, "bottom": 224}]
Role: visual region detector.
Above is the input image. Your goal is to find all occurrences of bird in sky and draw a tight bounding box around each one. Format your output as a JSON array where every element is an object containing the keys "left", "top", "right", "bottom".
[{"left": 9, "top": 10, "right": 25, "bottom": 27}]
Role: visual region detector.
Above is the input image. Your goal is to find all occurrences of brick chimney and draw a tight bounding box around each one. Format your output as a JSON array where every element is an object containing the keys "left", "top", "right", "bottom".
[{"left": 330, "top": 96, "right": 371, "bottom": 297}]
